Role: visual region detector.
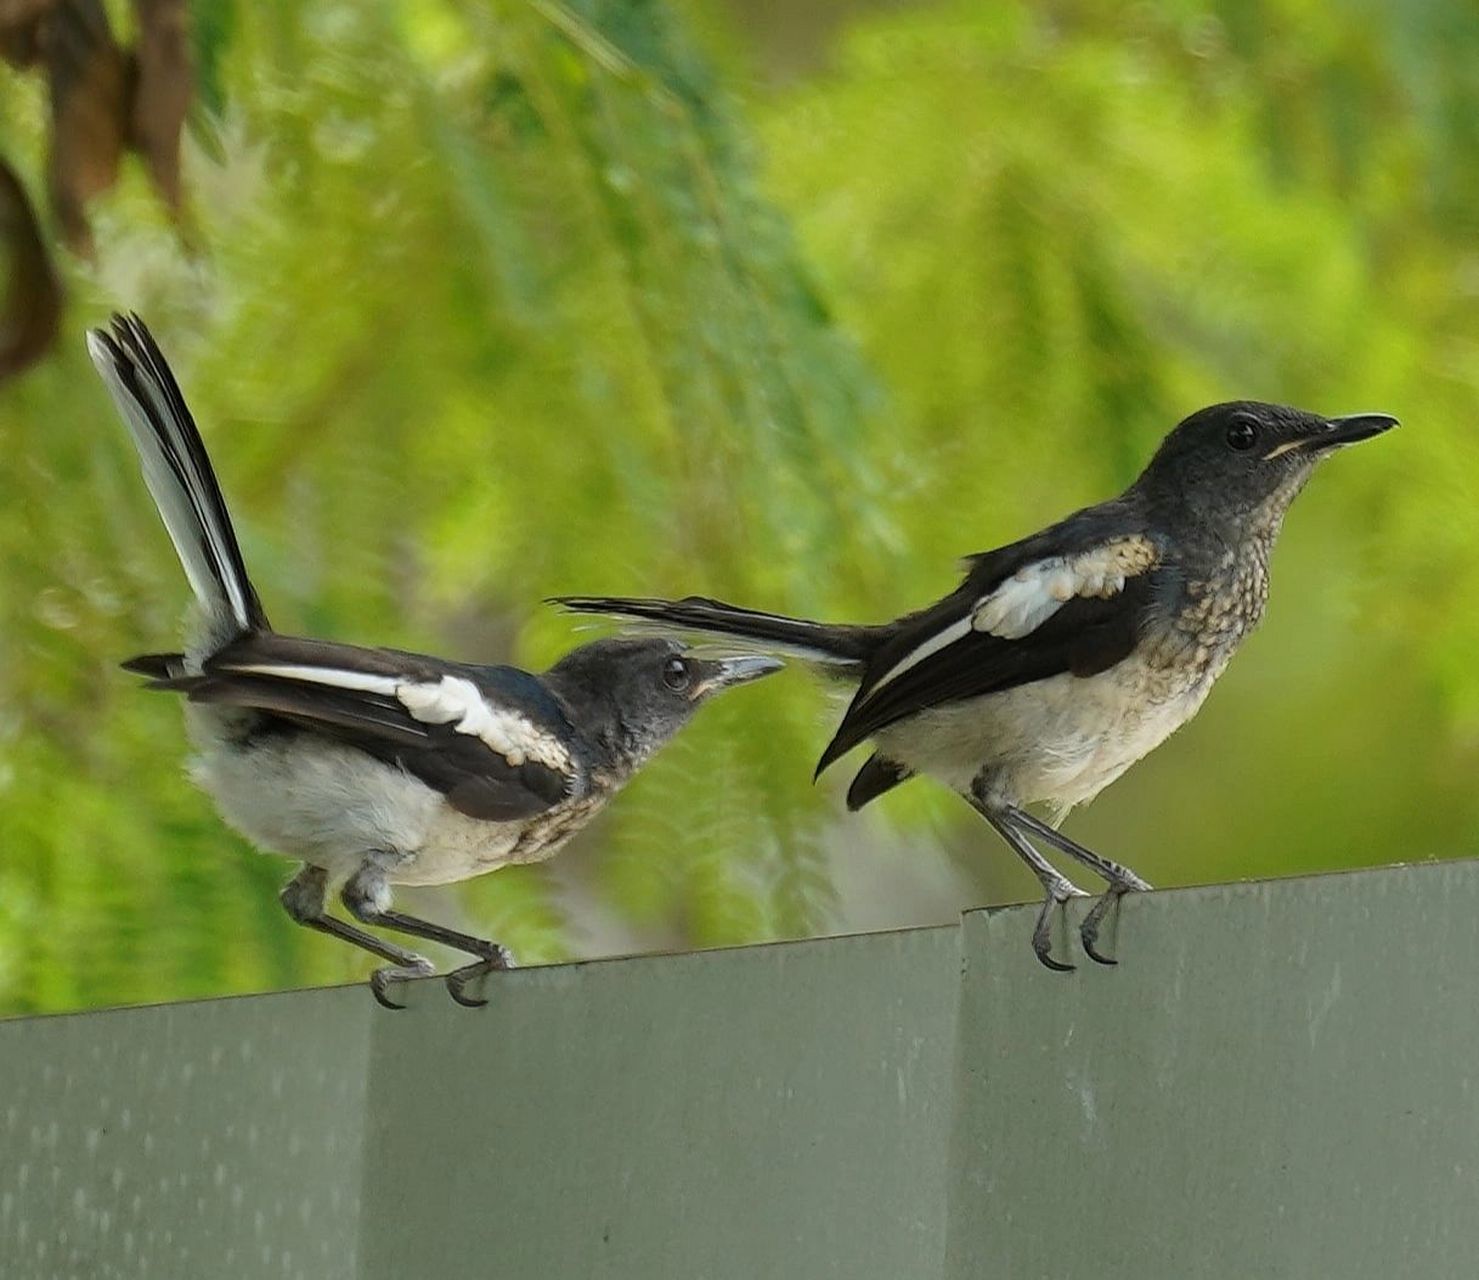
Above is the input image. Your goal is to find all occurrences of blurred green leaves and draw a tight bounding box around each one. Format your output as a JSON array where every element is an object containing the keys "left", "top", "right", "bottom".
[{"left": 2, "top": 0, "right": 1478, "bottom": 1013}]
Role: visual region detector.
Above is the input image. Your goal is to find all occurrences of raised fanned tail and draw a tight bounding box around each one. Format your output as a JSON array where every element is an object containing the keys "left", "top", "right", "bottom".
[
  {"left": 551, "top": 595, "right": 877, "bottom": 672},
  {"left": 86, "top": 313, "right": 266, "bottom": 638}
]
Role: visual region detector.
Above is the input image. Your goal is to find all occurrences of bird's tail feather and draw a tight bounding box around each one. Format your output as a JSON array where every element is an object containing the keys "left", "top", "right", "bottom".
[
  {"left": 552, "top": 595, "right": 876, "bottom": 670},
  {"left": 87, "top": 314, "right": 266, "bottom": 639}
]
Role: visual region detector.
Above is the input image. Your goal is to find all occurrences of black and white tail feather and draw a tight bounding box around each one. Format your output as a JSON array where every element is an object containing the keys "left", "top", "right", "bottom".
[
  {"left": 87, "top": 315, "right": 266, "bottom": 658},
  {"left": 552, "top": 594, "right": 874, "bottom": 670}
]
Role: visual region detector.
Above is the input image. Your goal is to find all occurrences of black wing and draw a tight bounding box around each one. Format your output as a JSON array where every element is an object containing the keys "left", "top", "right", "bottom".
[
  {"left": 137, "top": 632, "right": 584, "bottom": 822},
  {"left": 845, "top": 754, "right": 915, "bottom": 811},
  {"left": 817, "top": 502, "right": 1169, "bottom": 774}
]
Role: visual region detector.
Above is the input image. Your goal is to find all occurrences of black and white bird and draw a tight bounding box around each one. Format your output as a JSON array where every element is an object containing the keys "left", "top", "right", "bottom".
[
  {"left": 557, "top": 401, "right": 1397, "bottom": 969},
  {"left": 87, "top": 314, "right": 780, "bottom": 1007}
]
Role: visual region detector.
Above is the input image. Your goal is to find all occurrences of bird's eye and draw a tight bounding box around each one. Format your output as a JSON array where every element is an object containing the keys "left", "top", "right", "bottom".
[
  {"left": 661, "top": 656, "right": 691, "bottom": 691},
  {"left": 1225, "top": 417, "right": 1260, "bottom": 451}
]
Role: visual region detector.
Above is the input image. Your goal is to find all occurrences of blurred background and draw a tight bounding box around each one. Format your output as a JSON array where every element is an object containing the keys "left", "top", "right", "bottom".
[{"left": 1, "top": 0, "right": 1476, "bottom": 1015}]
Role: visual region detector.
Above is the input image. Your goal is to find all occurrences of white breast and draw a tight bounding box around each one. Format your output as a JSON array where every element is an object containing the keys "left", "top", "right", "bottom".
[
  {"left": 185, "top": 706, "right": 531, "bottom": 886},
  {"left": 872, "top": 649, "right": 1219, "bottom": 815}
]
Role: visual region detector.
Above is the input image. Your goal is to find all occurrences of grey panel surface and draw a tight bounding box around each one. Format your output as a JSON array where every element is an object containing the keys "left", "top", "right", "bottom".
[
  {"left": 945, "top": 862, "right": 1479, "bottom": 1280},
  {"left": 8, "top": 863, "right": 1479, "bottom": 1280},
  {"left": 0, "top": 986, "right": 370, "bottom": 1280},
  {"left": 360, "top": 926, "right": 961, "bottom": 1280}
]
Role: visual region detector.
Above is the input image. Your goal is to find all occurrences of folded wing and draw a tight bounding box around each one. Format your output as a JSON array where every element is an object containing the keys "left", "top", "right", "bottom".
[
  {"left": 138, "top": 633, "right": 585, "bottom": 821},
  {"left": 818, "top": 523, "right": 1166, "bottom": 774}
]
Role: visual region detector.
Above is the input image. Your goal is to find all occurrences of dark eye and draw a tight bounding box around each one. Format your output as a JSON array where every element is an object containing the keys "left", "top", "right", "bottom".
[
  {"left": 661, "top": 656, "right": 691, "bottom": 691},
  {"left": 1225, "top": 416, "right": 1260, "bottom": 451}
]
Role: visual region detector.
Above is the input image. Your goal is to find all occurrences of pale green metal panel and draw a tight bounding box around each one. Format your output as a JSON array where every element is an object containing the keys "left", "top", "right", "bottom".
[
  {"left": 0, "top": 987, "right": 370, "bottom": 1280},
  {"left": 9, "top": 864, "right": 1479, "bottom": 1280},
  {"left": 359, "top": 926, "right": 960, "bottom": 1280},
  {"left": 945, "top": 862, "right": 1479, "bottom": 1280}
]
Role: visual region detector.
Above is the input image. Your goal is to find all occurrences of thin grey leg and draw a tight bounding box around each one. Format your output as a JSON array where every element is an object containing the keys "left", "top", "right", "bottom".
[
  {"left": 279, "top": 866, "right": 434, "bottom": 1009},
  {"left": 1004, "top": 805, "right": 1151, "bottom": 965},
  {"left": 341, "top": 868, "right": 515, "bottom": 1008},
  {"left": 965, "top": 787, "right": 1088, "bottom": 972}
]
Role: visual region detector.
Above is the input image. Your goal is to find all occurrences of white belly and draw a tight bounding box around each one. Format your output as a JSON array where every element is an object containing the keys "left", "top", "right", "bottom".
[
  {"left": 872, "top": 652, "right": 1218, "bottom": 814},
  {"left": 186, "top": 706, "right": 548, "bottom": 886}
]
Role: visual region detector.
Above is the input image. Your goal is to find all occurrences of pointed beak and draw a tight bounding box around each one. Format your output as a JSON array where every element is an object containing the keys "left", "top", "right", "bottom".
[
  {"left": 1264, "top": 412, "right": 1399, "bottom": 461},
  {"left": 690, "top": 654, "right": 784, "bottom": 698},
  {"left": 1312, "top": 412, "right": 1400, "bottom": 452}
]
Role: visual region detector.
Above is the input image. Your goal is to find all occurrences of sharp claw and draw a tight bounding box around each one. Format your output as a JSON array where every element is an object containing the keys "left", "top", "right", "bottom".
[
  {"left": 371, "top": 973, "right": 407, "bottom": 1010},
  {"left": 1080, "top": 896, "right": 1116, "bottom": 965},
  {"left": 1032, "top": 900, "right": 1076, "bottom": 972},
  {"left": 1081, "top": 934, "right": 1118, "bottom": 967},
  {"left": 446, "top": 974, "right": 489, "bottom": 1008},
  {"left": 1035, "top": 946, "right": 1077, "bottom": 973},
  {"left": 445, "top": 947, "right": 515, "bottom": 1007},
  {"left": 1079, "top": 882, "right": 1147, "bottom": 965},
  {"left": 370, "top": 958, "right": 435, "bottom": 1009}
]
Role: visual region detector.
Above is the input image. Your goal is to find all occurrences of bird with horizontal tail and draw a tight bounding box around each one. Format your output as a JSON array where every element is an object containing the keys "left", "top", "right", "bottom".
[
  {"left": 557, "top": 401, "right": 1397, "bottom": 969},
  {"left": 87, "top": 314, "right": 780, "bottom": 1007}
]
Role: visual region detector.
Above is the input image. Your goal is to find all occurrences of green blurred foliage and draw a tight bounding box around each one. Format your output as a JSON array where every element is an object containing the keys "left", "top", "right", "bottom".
[{"left": 1, "top": 0, "right": 1476, "bottom": 1013}]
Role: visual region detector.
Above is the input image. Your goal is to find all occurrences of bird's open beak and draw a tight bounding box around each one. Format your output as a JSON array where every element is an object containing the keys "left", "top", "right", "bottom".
[{"left": 690, "top": 655, "right": 784, "bottom": 698}]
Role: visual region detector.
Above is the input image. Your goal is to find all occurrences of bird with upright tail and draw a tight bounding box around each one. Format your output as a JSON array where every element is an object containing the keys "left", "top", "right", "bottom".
[
  {"left": 87, "top": 314, "right": 780, "bottom": 1007},
  {"left": 557, "top": 401, "right": 1397, "bottom": 969}
]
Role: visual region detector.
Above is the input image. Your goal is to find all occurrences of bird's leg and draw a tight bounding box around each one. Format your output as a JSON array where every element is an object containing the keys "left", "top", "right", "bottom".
[
  {"left": 279, "top": 866, "right": 435, "bottom": 1010},
  {"left": 965, "top": 788, "right": 1088, "bottom": 972},
  {"left": 1002, "top": 806, "right": 1152, "bottom": 889},
  {"left": 1002, "top": 806, "right": 1151, "bottom": 966},
  {"left": 340, "top": 867, "right": 515, "bottom": 1008}
]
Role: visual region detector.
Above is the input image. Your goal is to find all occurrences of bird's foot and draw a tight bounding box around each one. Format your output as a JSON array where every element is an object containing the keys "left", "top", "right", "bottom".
[
  {"left": 1080, "top": 874, "right": 1152, "bottom": 966},
  {"left": 369, "top": 956, "right": 437, "bottom": 1009},
  {"left": 1032, "top": 882, "right": 1091, "bottom": 973},
  {"left": 445, "top": 943, "right": 518, "bottom": 1008}
]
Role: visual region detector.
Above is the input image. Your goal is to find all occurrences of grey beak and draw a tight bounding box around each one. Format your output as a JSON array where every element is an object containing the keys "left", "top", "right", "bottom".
[
  {"left": 692, "top": 654, "right": 784, "bottom": 697},
  {"left": 1318, "top": 412, "right": 1400, "bottom": 449}
]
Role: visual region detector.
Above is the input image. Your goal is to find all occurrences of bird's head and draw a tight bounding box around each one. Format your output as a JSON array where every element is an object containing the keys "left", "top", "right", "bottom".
[
  {"left": 1135, "top": 401, "right": 1397, "bottom": 542},
  {"left": 545, "top": 636, "right": 782, "bottom": 770}
]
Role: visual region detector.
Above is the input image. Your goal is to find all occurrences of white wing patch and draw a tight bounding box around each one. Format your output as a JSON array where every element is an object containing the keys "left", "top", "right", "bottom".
[
  {"left": 221, "top": 662, "right": 574, "bottom": 773},
  {"left": 972, "top": 561, "right": 1078, "bottom": 639},
  {"left": 862, "top": 536, "right": 1157, "bottom": 702},
  {"left": 972, "top": 539, "right": 1155, "bottom": 639},
  {"left": 395, "top": 675, "right": 573, "bottom": 772}
]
